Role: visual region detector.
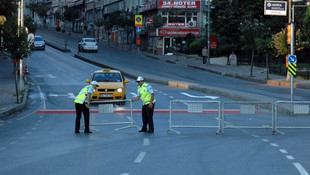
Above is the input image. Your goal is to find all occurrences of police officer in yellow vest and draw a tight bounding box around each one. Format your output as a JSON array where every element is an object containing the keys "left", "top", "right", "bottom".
[
  {"left": 132, "top": 76, "right": 156, "bottom": 133},
  {"left": 74, "top": 81, "right": 99, "bottom": 134}
]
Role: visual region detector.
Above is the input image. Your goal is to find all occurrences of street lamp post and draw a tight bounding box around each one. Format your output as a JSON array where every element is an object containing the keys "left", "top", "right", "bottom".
[
  {"left": 289, "top": 0, "right": 307, "bottom": 101},
  {"left": 207, "top": 0, "right": 210, "bottom": 65}
]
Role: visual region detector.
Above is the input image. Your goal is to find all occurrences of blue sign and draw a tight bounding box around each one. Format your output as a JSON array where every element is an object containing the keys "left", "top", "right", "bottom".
[
  {"left": 136, "top": 27, "right": 141, "bottom": 33},
  {"left": 288, "top": 55, "right": 297, "bottom": 64}
]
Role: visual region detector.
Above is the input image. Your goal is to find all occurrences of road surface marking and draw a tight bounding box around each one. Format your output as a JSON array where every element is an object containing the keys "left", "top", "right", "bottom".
[
  {"left": 261, "top": 139, "right": 269, "bottom": 142},
  {"left": 10, "top": 141, "right": 17, "bottom": 145},
  {"left": 270, "top": 143, "right": 279, "bottom": 147},
  {"left": 0, "top": 147, "right": 6, "bottom": 151},
  {"left": 181, "top": 92, "right": 218, "bottom": 99},
  {"left": 279, "top": 149, "right": 288, "bottom": 154},
  {"left": 252, "top": 135, "right": 260, "bottom": 138},
  {"left": 120, "top": 173, "right": 129, "bottom": 175},
  {"left": 143, "top": 138, "right": 150, "bottom": 146},
  {"left": 130, "top": 92, "right": 137, "bottom": 97},
  {"left": 169, "top": 96, "right": 174, "bottom": 98},
  {"left": 163, "top": 93, "right": 167, "bottom": 96},
  {"left": 32, "top": 127, "right": 37, "bottom": 130},
  {"left": 134, "top": 152, "right": 146, "bottom": 163},
  {"left": 28, "top": 76, "right": 46, "bottom": 109},
  {"left": 286, "top": 155, "right": 295, "bottom": 160},
  {"left": 20, "top": 136, "right": 26, "bottom": 139},
  {"left": 35, "top": 124, "right": 39, "bottom": 126},
  {"left": 0, "top": 124, "right": 4, "bottom": 127},
  {"left": 293, "top": 163, "right": 309, "bottom": 175},
  {"left": 26, "top": 131, "right": 32, "bottom": 135}
]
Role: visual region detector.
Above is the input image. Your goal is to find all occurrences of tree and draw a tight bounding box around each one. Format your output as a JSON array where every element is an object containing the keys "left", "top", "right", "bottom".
[
  {"left": 103, "top": 12, "right": 119, "bottom": 45},
  {"left": 63, "top": 7, "right": 80, "bottom": 33},
  {"left": 303, "top": 6, "right": 310, "bottom": 43},
  {"left": 152, "top": 14, "right": 164, "bottom": 29},
  {"left": 3, "top": 16, "right": 32, "bottom": 103},
  {"left": 95, "top": 19, "right": 104, "bottom": 41},
  {"left": 24, "top": 16, "right": 37, "bottom": 33}
]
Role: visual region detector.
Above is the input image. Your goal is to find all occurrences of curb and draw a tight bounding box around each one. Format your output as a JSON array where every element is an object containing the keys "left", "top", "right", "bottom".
[
  {"left": 0, "top": 84, "right": 30, "bottom": 119},
  {"left": 46, "top": 41, "right": 71, "bottom": 52}
]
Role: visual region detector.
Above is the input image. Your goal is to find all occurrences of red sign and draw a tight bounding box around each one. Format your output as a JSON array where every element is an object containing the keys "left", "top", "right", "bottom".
[
  {"left": 210, "top": 36, "right": 218, "bottom": 49},
  {"left": 159, "top": 28, "right": 200, "bottom": 37},
  {"left": 159, "top": 1, "right": 200, "bottom": 9},
  {"left": 142, "top": 1, "right": 157, "bottom": 12},
  {"left": 137, "top": 38, "right": 141, "bottom": 46}
]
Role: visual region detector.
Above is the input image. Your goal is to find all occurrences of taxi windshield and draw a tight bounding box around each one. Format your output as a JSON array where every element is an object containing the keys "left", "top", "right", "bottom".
[{"left": 93, "top": 73, "right": 121, "bottom": 82}]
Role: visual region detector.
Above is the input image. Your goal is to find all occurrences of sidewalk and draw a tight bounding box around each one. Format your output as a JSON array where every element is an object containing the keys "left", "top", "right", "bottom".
[{"left": 0, "top": 54, "right": 29, "bottom": 119}]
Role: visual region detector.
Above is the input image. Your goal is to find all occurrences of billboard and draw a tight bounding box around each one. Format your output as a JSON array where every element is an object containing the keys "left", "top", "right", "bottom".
[
  {"left": 158, "top": 1, "right": 201, "bottom": 9},
  {"left": 264, "top": 1, "right": 287, "bottom": 16}
]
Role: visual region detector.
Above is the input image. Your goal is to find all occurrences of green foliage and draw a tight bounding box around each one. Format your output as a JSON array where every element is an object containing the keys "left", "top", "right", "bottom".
[
  {"left": 152, "top": 15, "right": 164, "bottom": 29},
  {"left": 2, "top": 16, "right": 31, "bottom": 60},
  {"left": 95, "top": 19, "right": 104, "bottom": 27},
  {"left": 186, "top": 33, "right": 195, "bottom": 49},
  {"left": 24, "top": 16, "right": 37, "bottom": 33},
  {"left": 0, "top": 0, "right": 18, "bottom": 17},
  {"left": 189, "top": 40, "right": 202, "bottom": 54},
  {"left": 303, "top": 6, "right": 310, "bottom": 43},
  {"left": 63, "top": 7, "right": 80, "bottom": 22},
  {"left": 271, "top": 29, "right": 289, "bottom": 56}
]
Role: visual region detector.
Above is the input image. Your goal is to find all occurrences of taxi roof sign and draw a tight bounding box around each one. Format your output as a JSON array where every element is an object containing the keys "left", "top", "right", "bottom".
[{"left": 102, "top": 68, "right": 111, "bottom": 72}]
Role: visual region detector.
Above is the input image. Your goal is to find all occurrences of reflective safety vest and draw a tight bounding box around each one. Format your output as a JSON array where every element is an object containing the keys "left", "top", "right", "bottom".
[
  {"left": 138, "top": 83, "right": 156, "bottom": 105},
  {"left": 74, "top": 85, "right": 93, "bottom": 104}
]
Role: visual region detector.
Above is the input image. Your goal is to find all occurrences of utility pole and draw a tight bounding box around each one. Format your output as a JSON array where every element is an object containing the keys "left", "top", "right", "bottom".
[
  {"left": 18, "top": 0, "right": 24, "bottom": 90},
  {"left": 207, "top": 0, "right": 210, "bottom": 65}
]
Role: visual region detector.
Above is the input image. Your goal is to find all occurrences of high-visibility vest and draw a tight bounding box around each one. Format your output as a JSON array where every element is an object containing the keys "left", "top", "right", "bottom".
[
  {"left": 138, "top": 83, "right": 156, "bottom": 105},
  {"left": 74, "top": 85, "right": 93, "bottom": 104}
]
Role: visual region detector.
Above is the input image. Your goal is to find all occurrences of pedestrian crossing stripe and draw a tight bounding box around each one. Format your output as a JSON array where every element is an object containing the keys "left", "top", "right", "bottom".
[{"left": 288, "top": 63, "right": 297, "bottom": 75}]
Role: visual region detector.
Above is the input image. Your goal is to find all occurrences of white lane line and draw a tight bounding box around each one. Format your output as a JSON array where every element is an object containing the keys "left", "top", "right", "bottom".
[
  {"left": 270, "top": 143, "right": 279, "bottom": 147},
  {"left": 242, "top": 130, "right": 249, "bottom": 134},
  {"left": 143, "top": 138, "right": 150, "bottom": 146},
  {"left": 169, "top": 96, "right": 174, "bottom": 98},
  {"left": 20, "top": 136, "right": 26, "bottom": 140},
  {"left": 286, "top": 155, "right": 295, "bottom": 160},
  {"left": 0, "top": 147, "right": 6, "bottom": 151},
  {"left": 252, "top": 135, "right": 260, "bottom": 138},
  {"left": 32, "top": 127, "right": 37, "bottom": 130},
  {"left": 28, "top": 76, "right": 46, "bottom": 109},
  {"left": 293, "top": 163, "right": 309, "bottom": 175},
  {"left": 37, "top": 119, "right": 42, "bottom": 122},
  {"left": 35, "top": 124, "right": 39, "bottom": 127},
  {"left": 163, "top": 93, "right": 167, "bottom": 96},
  {"left": 134, "top": 152, "right": 146, "bottom": 163},
  {"left": 0, "top": 124, "right": 4, "bottom": 127},
  {"left": 10, "top": 141, "right": 17, "bottom": 145},
  {"left": 120, "top": 173, "right": 129, "bottom": 175},
  {"left": 261, "top": 139, "right": 269, "bottom": 142},
  {"left": 130, "top": 92, "right": 137, "bottom": 98},
  {"left": 279, "top": 149, "right": 288, "bottom": 154},
  {"left": 39, "top": 116, "right": 44, "bottom": 119},
  {"left": 181, "top": 92, "right": 219, "bottom": 99},
  {"left": 26, "top": 131, "right": 32, "bottom": 135}
]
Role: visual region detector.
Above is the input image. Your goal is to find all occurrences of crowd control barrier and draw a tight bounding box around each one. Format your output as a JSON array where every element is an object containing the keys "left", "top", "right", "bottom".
[
  {"left": 274, "top": 101, "right": 310, "bottom": 134},
  {"left": 82, "top": 99, "right": 139, "bottom": 131},
  {"left": 221, "top": 101, "right": 274, "bottom": 134},
  {"left": 167, "top": 100, "right": 221, "bottom": 134}
]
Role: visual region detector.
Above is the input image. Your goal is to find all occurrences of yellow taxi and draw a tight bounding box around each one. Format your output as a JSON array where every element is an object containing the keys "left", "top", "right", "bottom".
[{"left": 86, "top": 69, "right": 129, "bottom": 101}]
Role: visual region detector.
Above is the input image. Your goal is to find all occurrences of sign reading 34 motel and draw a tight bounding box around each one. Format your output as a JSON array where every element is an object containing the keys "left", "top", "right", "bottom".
[{"left": 159, "top": 0, "right": 201, "bottom": 9}]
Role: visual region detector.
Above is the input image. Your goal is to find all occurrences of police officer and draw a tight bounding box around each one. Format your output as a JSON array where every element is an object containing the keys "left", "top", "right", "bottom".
[
  {"left": 132, "top": 76, "right": 156, "bottom": 133},
  {"left": 74, "top": 81, "right": 99, "bottom": 134}
]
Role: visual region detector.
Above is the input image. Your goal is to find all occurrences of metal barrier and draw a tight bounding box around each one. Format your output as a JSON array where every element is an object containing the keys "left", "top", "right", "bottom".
[
  {"left": 221, "top": 101, "right": 274, "bottom": 134},
  {"left": 275, "top": 101, "right": 310, "bottom": 133},
  {"left": 167, "top": 100, "right": 221, "bottom": 134},
  {"left": 82, "top": 99, "right": 139, "bottom": 131}
]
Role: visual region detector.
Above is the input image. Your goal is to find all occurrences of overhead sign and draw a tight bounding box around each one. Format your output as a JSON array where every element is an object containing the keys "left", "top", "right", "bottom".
[
  {"left": 288, "top": 55, "right": 297, "bottom": 64},
  {"left": 135, "top": 15, "right": 142, "bottom": 27},
  {"left": 264, "top": 1, "right": 287, "bottom": 16},
  {"left": 158, "top": 1, "right": 201, "bottom": 9}
]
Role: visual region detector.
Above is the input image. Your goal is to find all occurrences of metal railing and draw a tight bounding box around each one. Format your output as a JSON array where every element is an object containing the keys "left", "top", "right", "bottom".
[
  {"left": 221, "top": 101, "right": 274, "bottom": 134},
  {"left": 168, "top": 100, "right": 221, "bottom": 134}
]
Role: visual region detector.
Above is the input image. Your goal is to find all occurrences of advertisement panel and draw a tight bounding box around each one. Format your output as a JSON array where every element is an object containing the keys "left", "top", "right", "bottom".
[
  {"left": 159, "top": 28, "right": 200, "bottom": 37},
  {"left": 158, "top": 1, "right": 201, "bottom": 9},
  {"left": 210, "top": 36, "right": 218, "bottom": 49},
  {"left": 264, "top": 1, "right": 287, "bottom": 16}
]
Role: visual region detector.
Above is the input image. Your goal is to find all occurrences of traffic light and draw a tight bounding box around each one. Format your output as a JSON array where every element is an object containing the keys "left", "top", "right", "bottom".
[{"left": 287, "top": 24, "right": 291, "bottom": 45}]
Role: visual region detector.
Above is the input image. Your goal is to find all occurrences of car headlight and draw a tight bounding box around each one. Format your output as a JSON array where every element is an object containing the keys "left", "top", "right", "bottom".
[{"left": 116, "top": 88, "right": 123, "bottom": 92}]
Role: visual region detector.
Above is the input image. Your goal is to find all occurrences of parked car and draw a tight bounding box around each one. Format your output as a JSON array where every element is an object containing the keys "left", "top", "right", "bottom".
[
  {"left": 86, "top": 68, "right": 129, "bottom": 101},
  {"left": 78, "top": 38, "right": 98, "bottom": 52},
  {"left": 34, "top": 36, "right": 45, "bottom": 50}
]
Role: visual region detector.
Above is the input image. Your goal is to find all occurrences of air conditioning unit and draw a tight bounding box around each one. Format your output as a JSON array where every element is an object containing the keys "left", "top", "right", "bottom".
[{"left": 188, "top": 21, "right": 196, "bottom": 27}]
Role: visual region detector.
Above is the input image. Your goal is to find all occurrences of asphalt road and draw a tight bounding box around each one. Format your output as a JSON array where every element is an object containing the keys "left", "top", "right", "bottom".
[{"left": 0, "top": 46, "right": 309, "bottom": 175}]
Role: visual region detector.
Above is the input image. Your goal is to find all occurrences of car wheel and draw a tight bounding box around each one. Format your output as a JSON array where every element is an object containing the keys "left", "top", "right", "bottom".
[{"left": 95, "top": 50, "right": 98, "bottom": 53}]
